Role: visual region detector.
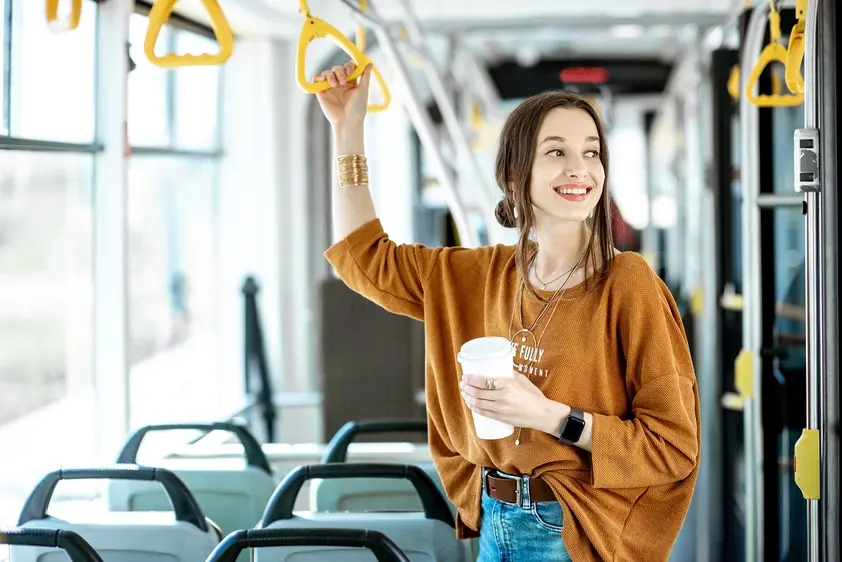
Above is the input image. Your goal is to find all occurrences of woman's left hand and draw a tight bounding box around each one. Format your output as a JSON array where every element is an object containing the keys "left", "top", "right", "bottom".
[{"left": 460, "top": 372, "right": 559, "bottom": 431}]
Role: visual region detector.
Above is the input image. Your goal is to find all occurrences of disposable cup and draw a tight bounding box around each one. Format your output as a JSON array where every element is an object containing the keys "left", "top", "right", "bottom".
[{"left": 456, "top": 336, "right": 515, "bottom": 440}]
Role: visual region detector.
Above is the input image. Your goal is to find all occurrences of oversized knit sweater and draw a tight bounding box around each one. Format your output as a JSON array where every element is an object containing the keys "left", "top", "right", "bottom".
[{"left": 324, "top": 219, "right": 700, "bottom": 562}]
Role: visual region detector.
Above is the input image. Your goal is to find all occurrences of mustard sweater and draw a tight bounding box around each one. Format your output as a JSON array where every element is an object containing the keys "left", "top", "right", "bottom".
[{"left": 324, "top": 219, "right": 700, "bottom": 561}]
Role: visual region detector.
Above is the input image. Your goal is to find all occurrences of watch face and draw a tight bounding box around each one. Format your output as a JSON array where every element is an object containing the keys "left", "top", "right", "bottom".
[{"left": 561, "top": 415, "right": 585, "bottom": 442}]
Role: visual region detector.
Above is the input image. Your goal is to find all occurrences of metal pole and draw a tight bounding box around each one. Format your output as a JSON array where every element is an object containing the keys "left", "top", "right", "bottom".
[
  {"left": 739, "top": 5, "right": 771, "bottom": 561},
  {"left": 391, "top": 0, "right": 503, "bottom": 242},
  {"left": 801, "top": 0, "right": 822, "bottom": 558},
  {"left": 337, "top": 0, "right": 478, "bottom": 246},
  {"left": 817, "top": 1, "right": 839, "bottom": 558}
]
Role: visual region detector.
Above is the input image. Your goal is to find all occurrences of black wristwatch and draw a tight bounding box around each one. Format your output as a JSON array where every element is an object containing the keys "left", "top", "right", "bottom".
[{"left": 557, "top": 408, "right": 585, "bottom": 445}]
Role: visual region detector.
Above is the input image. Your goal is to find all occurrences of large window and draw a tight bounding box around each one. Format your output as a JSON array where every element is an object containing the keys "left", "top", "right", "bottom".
[
  {"left": 0, "top": 150, "right": 95, "bottom": 527},
  {"left": 126, "top": 15, "right": 223, "bottom": 428},
  {"left": 8, "top": 0, "right": 97, "bottom": 143},
  {"left": 127, "top": 156, "right": 221, "bottom": 426}
]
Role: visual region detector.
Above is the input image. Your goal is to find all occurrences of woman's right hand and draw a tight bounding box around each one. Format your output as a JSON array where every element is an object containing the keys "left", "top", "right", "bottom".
[{"left": 314, "top": 61, "right": 373, "bottom": 130}]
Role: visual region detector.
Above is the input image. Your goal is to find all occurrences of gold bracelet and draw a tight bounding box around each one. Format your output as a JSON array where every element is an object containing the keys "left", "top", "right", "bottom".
[{"left": 337, "top": 154, "right": 369, "bottom": 189}]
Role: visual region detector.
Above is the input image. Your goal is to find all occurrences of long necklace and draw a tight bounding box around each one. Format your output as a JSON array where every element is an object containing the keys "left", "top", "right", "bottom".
[{"left": 508, "top": 249, "right": 588, "bottom": 446}]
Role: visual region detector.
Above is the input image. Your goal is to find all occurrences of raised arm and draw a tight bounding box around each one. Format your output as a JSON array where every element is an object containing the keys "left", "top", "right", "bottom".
[
  {"left": 315, "top": 62, "right": 442, "bottom": 320},
  {"left": 314, "top": 62, "right": 377, "bottom": 240}
]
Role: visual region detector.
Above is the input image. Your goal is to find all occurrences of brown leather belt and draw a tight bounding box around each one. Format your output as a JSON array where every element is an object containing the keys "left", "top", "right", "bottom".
[{"left": 484, "top": 469, "right": 557, "bottom": 506}]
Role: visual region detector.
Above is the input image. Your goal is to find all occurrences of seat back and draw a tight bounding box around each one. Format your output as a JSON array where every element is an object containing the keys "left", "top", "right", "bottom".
[
  {"left": 12, "top": 466, "right": 219, "bottom": 562},
  {"left": 108, "top": 422, "right": 275, "bottom": 547},
  {"left": 313, "top": 421, "right": 452, "bottom": 515},
  {"left": 207, "top": 528, "right": 410, "bottom": 562},
  {"left": 255, "top": 463, "right": 467, "bottom": 562},
  {"left": 0, "top": 528, "right": 103, "bottom": 562}
]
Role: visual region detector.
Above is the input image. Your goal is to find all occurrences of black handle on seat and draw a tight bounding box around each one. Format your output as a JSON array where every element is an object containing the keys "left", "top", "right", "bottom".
[
  {"left": 322, "top": 420, "right": 428, "bottom": 463},
  {"left": 17, "top": 466, "right": 209, "bottom": 532},
  {"left": 116, "top": 422, "right": 272, "bottom": 475},
  {"left": 0, "top": 528, "right": 104, "bottom": 562},
  {"left": 206, "top": 528, "right": 410, "bottom": 562},
  {"left": 261, "top": 463, "right": 453, "bottom": 528}
]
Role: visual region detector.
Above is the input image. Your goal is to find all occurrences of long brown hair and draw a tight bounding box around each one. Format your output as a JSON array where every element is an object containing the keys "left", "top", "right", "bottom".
[{"left": 493, "top": 90, "right": 614, "bottom": 297}]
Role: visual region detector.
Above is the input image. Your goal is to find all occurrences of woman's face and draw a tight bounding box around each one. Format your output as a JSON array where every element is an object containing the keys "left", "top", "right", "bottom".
[{"left": 525, "top": 107, "right": 605, "bottom": 225}]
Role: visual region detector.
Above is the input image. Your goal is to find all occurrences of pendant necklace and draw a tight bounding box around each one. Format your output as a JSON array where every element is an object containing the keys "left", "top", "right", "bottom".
[{"left": 508, "top": 249, "right": 588, "bottom": 445}]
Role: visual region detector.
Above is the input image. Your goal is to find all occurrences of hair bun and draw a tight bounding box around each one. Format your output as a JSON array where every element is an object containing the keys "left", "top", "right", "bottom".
[{"left": 495, "top": 199, "right": 516, "bottom": 228}]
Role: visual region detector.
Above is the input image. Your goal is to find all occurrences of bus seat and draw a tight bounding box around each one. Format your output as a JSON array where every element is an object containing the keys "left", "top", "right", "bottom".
[
  {"left": 312, "top": 421, "right": 452, "bottom": 515},
  {"left": 256, "top": 464, "right": 468, "bottom": 562},
  {"left": 107, "top": 422, "right": 276, "bottom": 541},
  {"left": 207, "top": 527, "right": 410, "bottom": 562},
  {"left": 12, "top": 466, "right": 219, "bottom": 562}
]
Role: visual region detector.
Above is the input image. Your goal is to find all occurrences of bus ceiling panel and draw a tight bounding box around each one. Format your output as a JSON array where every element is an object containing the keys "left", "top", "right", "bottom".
[{"left": 487, "top": 59, "right": 673, "bottom": 99}]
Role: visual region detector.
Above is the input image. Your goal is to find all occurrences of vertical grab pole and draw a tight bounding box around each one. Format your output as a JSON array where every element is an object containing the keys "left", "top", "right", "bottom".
[
  {"left": 793, "top": 0, "right": 823, "bottom": 559},
  {"left": 337, "top": 0, "right": 478, "bottom": 247},
  {"left": 739, "top": 5, "right": 770, "bottom": 562},
  {"left": 390, "top": 0, "right": 504, "bottom": 243}
]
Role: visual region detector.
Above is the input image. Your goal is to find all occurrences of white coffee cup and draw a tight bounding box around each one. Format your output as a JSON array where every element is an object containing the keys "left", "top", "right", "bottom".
[{"left": 456, "top": 336, "right": 515, "bottom": 440}]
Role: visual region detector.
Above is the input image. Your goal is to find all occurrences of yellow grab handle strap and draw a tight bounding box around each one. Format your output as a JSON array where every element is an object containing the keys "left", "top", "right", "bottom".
[
  {"left": 745, "top": 42, "right": 804, "bottom": 107},
  {"left": 46, "top": 0, "right": 82, "bottom": 31},
  {"left": 785, "top": 0, "right": 807, "bottom": 94},
  {"left": 367, "top": 65, "right": 391, "bottom": 112},
  {"left": 296, "top": 15, "right": 370, "bottom": 94},
  {"left": 145, "top": 0, "right": 234, "bottom": 68}
]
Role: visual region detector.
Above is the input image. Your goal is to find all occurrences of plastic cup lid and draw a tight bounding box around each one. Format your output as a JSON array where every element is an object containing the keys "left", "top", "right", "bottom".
[{"left": 457, "top": 336, "right": 514, "bottom": 363}]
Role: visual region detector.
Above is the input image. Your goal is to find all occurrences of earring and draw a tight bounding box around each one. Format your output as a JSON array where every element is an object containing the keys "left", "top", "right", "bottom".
[{"left": 513, "top": 206, "right": 519, "bottom": 220}]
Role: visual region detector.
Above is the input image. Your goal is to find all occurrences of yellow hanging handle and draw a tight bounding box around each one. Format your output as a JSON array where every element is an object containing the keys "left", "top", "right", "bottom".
[
  {"left": 785, "top": 0, "right": 807, "bottom": 94},
  {"left": 145, "top": 0, "right": 234, "bottom": 68},
  {"left": 356, "top": 0, "right": 390, "bottom": 113},
  {"left": 46, "top": 0, "right": 82, "bottom": 32},
  {"left": 734, "top": 349, "right": 754, "bottom": 399},
  {"left": 745, "top": 0, "right": 803, "bottom": 107},
  {"left": 296, "top": 0, "right": 390, "bottom": 113}
]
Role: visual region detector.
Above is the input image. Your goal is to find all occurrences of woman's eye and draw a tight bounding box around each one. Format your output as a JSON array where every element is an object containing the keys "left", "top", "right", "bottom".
[
  {"left": 546, "top": 149, "right": 563, "bottom": 156},
  {"left": 585, "top": 150, "right": 599, "bottom": 158}
]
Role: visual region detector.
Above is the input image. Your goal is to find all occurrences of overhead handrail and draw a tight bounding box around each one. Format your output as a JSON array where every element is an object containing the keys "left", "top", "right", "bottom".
[
  {"left": 145, "top": 0, "right": 234, "bottom": 68},
  {"left": 46, "top": 0, "right": 82, "bottom": 32},
  {"left": 745, "top": 0, "right": 803, "bottom": 107},
  {"left": 785, "top": 0, "right": 806, "bottom": 93},
  {"left": 296, "top": 0, "right": 390, "bottom": 113}
]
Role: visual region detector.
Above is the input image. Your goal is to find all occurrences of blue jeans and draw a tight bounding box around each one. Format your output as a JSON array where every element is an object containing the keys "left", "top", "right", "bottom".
[{"left": 476, "top": 487, "right": 572, "bottom": 562}]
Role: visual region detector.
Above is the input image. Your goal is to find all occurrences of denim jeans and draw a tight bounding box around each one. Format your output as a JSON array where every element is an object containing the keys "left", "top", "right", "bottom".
[{"left": 476, "top": 486, "right": 572, "bottom": 562}]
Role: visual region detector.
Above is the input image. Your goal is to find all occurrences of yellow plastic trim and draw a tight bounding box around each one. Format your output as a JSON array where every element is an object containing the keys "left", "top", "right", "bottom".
[
  {"left": 46, "top": 0, "right": 82, "bottom": 31},
  {"left": 793, "top": 428, "right": 820, "bottom": 499},
  {"left": 734, "top": 349, "right": 754, "bottom": 399},
  {"left": 296, "top": 0, "right": 390, "bottom": 113},
  {"left": 145, "top": 0, "right": 234, "bottom": 68},
  {"left": 691, "top": 287, "right": 704, "bottom": 316},
  {"left": 728, "top": 65, "right": 741, "bottom": 100},
  {"left": 745, "top": 3, "right": 803, "bottom": 107}
]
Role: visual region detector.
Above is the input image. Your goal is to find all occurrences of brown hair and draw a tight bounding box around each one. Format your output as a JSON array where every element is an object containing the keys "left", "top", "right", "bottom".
[{"left": 493, "top": 90, "right": 614, "bottom": 297}]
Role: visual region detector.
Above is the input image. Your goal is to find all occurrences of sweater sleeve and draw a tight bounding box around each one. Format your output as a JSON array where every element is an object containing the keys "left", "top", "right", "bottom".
[
  {"left": 323, "top": 219, "right": 442, "bottom": 321},
  {"left": 590, "top": 258, "right": 700, "bottom": 489}
]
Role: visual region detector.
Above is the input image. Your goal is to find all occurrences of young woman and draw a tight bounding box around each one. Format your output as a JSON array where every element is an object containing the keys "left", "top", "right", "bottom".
[{"left": 314, "top": 62, "right": 700, "bottom": 562}]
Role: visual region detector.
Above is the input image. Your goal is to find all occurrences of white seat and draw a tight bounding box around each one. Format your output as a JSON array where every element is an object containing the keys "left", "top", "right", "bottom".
[
  {"left": 107, "top": 423, "right": 276, "bottom": 546},
  {"left": 310, "top": 462, "right": 452, "bottom": 514},
  {"left": 207, "top": 528, "right": 410, "bottom": 562},
  {"left": 11, "top": 466, "right": 219, "bottom": 562},
  {"left": 255, "top": 464, "right": 468, "bottom": 562}
]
